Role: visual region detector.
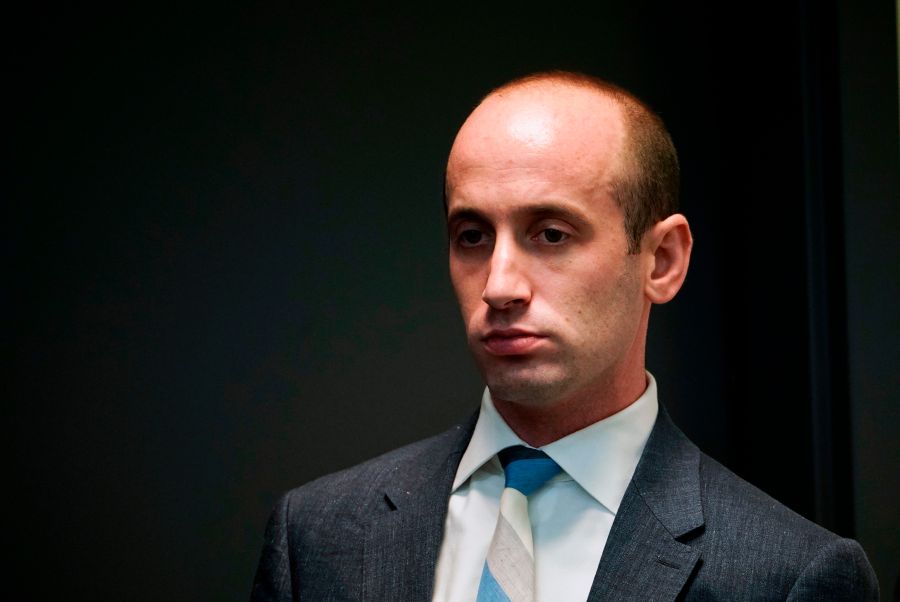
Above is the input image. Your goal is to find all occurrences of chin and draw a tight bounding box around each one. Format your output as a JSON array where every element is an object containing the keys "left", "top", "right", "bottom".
[{"left": 483, "top": 366, "right": 570, "bottom": 406}]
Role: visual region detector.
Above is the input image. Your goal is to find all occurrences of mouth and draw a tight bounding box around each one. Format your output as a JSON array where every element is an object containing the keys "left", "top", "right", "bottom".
[{"left": 480, "top": 328, "right": 547, "bottom": 356}]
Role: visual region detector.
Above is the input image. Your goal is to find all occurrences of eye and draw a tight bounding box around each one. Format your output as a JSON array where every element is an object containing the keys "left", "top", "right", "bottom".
[
  {"left": 457, "top": 228, "right": 489, "bottom": 247},
  {"left": 536, "top": 228, "right": 569, "bottom": 244}
]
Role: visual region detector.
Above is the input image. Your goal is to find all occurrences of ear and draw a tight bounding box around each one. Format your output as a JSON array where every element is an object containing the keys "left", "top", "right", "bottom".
[{"left": 643, "top": 214, "right": 693, "bottom": 304}]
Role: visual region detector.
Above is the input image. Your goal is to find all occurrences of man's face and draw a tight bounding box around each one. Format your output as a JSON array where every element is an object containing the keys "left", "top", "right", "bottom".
[{"left": 446, "top": 86, "right": 650, "bottom": 410}]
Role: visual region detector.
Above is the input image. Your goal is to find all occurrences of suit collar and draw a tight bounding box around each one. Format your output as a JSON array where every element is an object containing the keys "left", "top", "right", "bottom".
[
  {"left": 588, "top": 405, "right": 704, "bottom": 600},
  {"left": 629, "top": 404, "right": 704, "bottom": 538},
  {"left": 363, "top": 413, "right": 477, "bottom": 602},
  {"left": 360, "top": 404, "right": 706, "bottom": 601}
]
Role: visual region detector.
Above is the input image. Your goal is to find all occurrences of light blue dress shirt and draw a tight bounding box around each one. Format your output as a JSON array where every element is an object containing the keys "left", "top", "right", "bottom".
[{"left": 432, "top": 373, "right": 659, "bottom": 601}]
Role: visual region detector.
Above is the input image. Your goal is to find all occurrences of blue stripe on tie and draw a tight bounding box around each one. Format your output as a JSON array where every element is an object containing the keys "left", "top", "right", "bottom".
[
  {"left": 477, "top": 563, "right": 512, "bottom": 602},
  {"left": 499, "top": 446, "right": 562, "bottom": 496}
]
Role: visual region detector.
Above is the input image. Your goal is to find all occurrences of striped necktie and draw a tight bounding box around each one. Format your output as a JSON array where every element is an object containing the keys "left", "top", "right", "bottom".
[{"left": 476, "top": 446, "right": 562, "bottom": 602}]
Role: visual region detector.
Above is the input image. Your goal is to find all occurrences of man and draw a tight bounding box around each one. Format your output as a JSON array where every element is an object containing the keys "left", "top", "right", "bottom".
[{"left": 251, "top": 72, "right": 878, "bottom": 601}]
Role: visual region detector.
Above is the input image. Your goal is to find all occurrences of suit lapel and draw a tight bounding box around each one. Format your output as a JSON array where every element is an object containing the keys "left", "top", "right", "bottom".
[
  {"left": 588, "top": 407, "right": 704, "bottom": 601},
  {"left": 363, "top": 416, "right": 476, "bottom": 602},
  {"left": 359, "top": 407, "right": 703, "bottom": 601}
]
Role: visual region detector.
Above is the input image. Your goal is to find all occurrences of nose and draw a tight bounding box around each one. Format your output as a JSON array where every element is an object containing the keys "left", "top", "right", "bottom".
[{"left": 481, "top": 236, "right": 532, "bottom": 309}]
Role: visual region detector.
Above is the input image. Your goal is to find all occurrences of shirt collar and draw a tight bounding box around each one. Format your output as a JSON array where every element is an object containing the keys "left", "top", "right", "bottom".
[{"left": 452, "top": 373, "right": 659, "bottom": 515}]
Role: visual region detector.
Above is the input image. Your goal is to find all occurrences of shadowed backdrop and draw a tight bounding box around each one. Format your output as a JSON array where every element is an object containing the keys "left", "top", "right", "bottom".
[{"left": 9, "top": 2, "right": 898, "bottom": 600}]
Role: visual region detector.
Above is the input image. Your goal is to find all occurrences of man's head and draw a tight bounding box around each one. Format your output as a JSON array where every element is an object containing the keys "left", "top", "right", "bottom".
[{"left": 445, "top": 72, "right": 692, "bottom": 443}]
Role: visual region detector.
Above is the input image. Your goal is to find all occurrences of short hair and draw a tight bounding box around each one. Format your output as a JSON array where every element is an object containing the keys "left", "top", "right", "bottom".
[{"left": 459, "top": 71, "right": 680, "bottom": 253}]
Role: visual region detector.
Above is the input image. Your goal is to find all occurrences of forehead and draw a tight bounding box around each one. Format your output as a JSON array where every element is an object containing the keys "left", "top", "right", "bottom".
[{"left": 446, "top": 83, "right": 627, "bottom": 196}]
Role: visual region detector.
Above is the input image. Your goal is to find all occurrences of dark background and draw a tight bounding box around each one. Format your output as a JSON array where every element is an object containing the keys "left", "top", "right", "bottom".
[{"left": 10, "top": 2, "right": 898, "bottom": 600}]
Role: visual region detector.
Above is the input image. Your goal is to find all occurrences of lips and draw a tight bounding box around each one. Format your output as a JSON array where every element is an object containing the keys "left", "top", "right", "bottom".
[{"left": 480, "top": 328, "right": 547, "bottom": 356}]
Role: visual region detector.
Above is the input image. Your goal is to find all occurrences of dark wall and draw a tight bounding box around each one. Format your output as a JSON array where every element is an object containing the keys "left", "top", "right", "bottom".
[
  {"left": 10, "top": 3, "right": 897, "bottom": 599},
  {"left": 838, "top": 0, "right": 900, "bottom": 594}
]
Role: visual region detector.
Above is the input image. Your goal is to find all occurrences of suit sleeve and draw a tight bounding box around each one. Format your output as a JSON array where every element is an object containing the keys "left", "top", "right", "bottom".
[
  {"left": 250, "top": 494, "right": 295, "bottom": 602},
  {"left": 786, "top": 537, "right": 879, "bottom": 601}
]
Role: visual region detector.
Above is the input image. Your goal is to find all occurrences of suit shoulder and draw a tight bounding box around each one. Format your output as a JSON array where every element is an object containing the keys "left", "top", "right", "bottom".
[
  {"left": 697, "top": 451, "right": 834, "bottom": 544},
  {"left": 686, "top": 452, "right": 877, "bottom": 598}
]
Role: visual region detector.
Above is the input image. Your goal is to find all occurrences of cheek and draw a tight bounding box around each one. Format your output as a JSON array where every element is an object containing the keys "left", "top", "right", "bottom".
[
  {"left": 552, "top": 265, "right": 641, "bottom": 333},
  {"left": 449, "top": 266, "right": 485, "bottom": 317}
]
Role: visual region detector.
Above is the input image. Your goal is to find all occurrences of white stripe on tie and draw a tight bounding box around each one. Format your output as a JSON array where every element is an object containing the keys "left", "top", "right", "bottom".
[{"left": 476, "top": 446, "right": 561, "bottom": 602}]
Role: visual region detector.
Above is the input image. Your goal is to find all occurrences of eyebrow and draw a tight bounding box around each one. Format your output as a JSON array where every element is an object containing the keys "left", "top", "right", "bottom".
[{"left": 447, "top": 202, "right": 592, "bottom": 229}]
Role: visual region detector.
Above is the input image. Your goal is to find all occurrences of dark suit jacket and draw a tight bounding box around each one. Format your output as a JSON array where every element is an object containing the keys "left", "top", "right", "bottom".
[{"left": 251, "top": 408, "right": 879, "bottom": 601}]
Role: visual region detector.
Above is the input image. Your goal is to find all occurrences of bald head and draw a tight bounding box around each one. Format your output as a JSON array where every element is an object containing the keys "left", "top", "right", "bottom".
[{"left": 446, "top": 72, "right": 679, "bottom": 252}]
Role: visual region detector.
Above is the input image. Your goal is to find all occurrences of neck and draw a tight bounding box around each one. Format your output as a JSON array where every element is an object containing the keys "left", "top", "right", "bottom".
[{"left": 492, "top": 366, "right": 647, "bottom": 447}]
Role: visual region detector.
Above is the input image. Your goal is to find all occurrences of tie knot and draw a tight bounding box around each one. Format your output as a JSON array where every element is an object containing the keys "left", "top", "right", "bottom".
[{"left": 498, "top": 445, "right": 561, "bottom": 496}]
